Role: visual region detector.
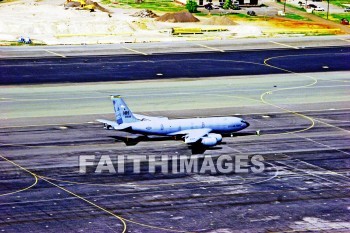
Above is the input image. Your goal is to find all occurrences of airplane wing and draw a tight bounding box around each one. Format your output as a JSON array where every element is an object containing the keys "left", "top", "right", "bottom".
[
  {"left": 168, "top": 128, "right": 212, "bottom": 144},
  {"left": 133, "top": 114, "right": 169, "bottom": 121},
  {"left": 96, "top": 119, "right": 131, "bottom": 130}
]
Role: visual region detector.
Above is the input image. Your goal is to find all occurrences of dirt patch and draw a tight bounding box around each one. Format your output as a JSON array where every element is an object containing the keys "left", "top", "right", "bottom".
[
  {"left": 64, "top": 0, "right": 111, "bottom": 13},
  {"left": 64, "top": 1, "right": 80, "bottom": 7},
  {"left": 203, "top": 16, "right": 237, "bottom": 25},
  {"left": 132, "top": 9, "right": 158, "bottom": 18},
  {"left": 156, "top": 11, "right": 199, "bottom": 23},
  {"left": 268, "top": 17, "right": 334, "bottom": 29}
]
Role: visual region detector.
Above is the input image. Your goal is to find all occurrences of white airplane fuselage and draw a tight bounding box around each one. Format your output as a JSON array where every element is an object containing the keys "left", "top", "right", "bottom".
[
  {"left": 127, "top": 117, "right": 249, "bottom": 136},
  {"left": 98, "top": 95, "right": 251, "bottom": 148}
]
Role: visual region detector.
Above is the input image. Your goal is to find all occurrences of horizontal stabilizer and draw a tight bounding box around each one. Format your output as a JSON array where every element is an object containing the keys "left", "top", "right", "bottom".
[{"left": 96, "top": 119, "right": 131, "bottom": 130}]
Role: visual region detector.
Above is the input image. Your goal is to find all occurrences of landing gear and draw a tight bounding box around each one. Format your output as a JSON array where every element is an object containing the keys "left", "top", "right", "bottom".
[{"left": 103, "top": 123, "right": 113, "bottom": 130}]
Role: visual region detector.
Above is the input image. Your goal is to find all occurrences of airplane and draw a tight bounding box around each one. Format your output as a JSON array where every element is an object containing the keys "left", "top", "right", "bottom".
[{"left": 97, "top": 95, "right": 250, "bottom": 151}]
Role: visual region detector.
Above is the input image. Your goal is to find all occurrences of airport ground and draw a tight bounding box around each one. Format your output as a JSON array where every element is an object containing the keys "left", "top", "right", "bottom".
[{"left": 0, "top": 40, "right": 350, "bottom": 232}]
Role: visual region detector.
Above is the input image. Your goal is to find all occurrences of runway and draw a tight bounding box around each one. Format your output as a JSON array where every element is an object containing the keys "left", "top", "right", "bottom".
[
  {"left": 1, "top": 108, "right": 350, "bottom": 232},
  {"left": 0, "top": 42, "right": 350, "bottom": 232},
  {"left": 1, "top": 41, "right": 350, "bottom": 85}
]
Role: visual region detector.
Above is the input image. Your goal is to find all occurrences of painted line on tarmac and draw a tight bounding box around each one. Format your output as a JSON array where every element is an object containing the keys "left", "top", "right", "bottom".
[
  {"left": 313, "top": 118, "right": 350, "bottom": 133},
  {"left": 1, "top": 108, "right": 350, "bottom": 129},
  {"left": 269, "top": 41, "right": 299, "bottom": 50},
  {"left": 0, "top": 153, "right": 186, "bottom": 233},
  {"left": 339, "top": 38, "right": 350, "bottom": 43},
  {"left": 263, "top": 53, "right": 350, "bottom": 134},
  {"left": 121, "top": 46, "right": 147, "bottom": 56},
  {"left": 194, "top": 43, "right": 225, "bottom": 52},
  {"left": 43, "top": 49, "right": 66, "bottom": 58},
  {"left": 2, "top": 83, "right": 350, "bottom": 103},
  {"left": 297, "top": 159, "right": 350, "bottom": 182},
  {"left": 276, "top": 161, "right": 342, "bottom": 186},
  {"left": 0, "top": 155, "right": 38, "bottom": 197}
]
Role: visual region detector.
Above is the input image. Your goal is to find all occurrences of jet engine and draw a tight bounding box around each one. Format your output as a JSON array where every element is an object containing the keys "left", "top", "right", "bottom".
[
  {"left": 201, "top": 133, "right": 222, "bottom": 147},
  {"left": 208, "top": 133, "right": 222, "bottom": 143}
]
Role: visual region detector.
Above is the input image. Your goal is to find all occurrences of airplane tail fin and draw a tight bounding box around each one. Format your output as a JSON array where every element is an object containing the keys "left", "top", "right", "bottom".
[{"left": 111, "top": 95, "right": 139, "bottom": 124}]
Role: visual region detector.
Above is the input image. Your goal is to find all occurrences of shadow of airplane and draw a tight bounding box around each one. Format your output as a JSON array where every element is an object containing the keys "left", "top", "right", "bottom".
[{"left": 108, "top": 131, "right": 258, "bottom": 154}]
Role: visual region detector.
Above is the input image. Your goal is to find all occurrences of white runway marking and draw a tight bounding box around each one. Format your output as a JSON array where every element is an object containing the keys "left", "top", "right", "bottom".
[
  {"left": 194, "top": 43, "right": 225, "bottom": 52},
  {"left": 122, "top": 46, "right": 147, "bottom": 55},
  {"left": 276, "top": 161, "right": 342, "bottom": 186},
  {"left": 293, "top": 133, "right": 350, "bottom": 155},
  {"left": 269, "top": 41, "right": 299, "bottom": 49},
  {"left": 339, "top": 38, "right": 350, "bottom": 43},
  {"left": 43, "top": 49, "right": 66, "bottom": 58}
]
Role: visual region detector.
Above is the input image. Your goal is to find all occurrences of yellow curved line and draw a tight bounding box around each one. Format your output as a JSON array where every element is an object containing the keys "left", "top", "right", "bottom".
[
  {"left": 0, "top": 155, "right": 38, "bottom": 197},
  {"left": 41, "top": 174, "right": 189, "bottom": 232},
  {"left": 0, "top": 154, "right": 127, "bottom": 232},
  {"left": 1, "top": 53, "right": 347, "bottom": 232},
  {"left": 261, "top": 54, "right": 318, "bottom": 135},
  {"left": 0, "top": 153, "right": 187, "bottom": 232},
  {"left": 38, "top": 176, "right": 129, "bottom": 233}
]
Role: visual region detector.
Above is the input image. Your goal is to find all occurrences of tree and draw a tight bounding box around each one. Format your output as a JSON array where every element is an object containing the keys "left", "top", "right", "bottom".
[
  {"left": 223, "top": 0, "right": 233, "bottom": 9},
  {"left": 186, "top": 0, "right": 198, "bottom": 13}
]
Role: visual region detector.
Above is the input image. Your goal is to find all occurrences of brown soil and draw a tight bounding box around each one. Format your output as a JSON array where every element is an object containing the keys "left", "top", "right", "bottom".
[
  {"left": 132, "top": 9, "right": 158, "bottom": 18},
  {"left": 269, "top": 17, "right": 333, "bottom": 29},
  {"left": 64, "top": 0, "right": 111, "bottom": 13},
  {"left": 156, "top": 11, "right": 199, "bottom": 23},
  {"left": 204, "top": 16, "right": 237, "bottom": 25}
]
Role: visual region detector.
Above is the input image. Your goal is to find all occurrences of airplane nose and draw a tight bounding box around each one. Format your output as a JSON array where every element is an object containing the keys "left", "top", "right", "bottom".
[{"left": 242, "top": 120, "right": 249, "bottom": 127}]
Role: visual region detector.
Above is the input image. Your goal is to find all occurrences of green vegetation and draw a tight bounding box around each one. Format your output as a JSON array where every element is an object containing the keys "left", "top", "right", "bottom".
[
  {"left": 186, "top": 0, "right": 198, "bottom": 13},
  {"left": 278, "top": 1, "right": 306, "bottom": 12},
  {"left": 195, "top": 12, "right": 260, "bottom": 19},
  {"left": 328, "top": 0, "right": 350, "bottom": 8},
  {"left": 0, "top": 41, "right": 46, "bottom": 46},
  {"left": 314, "top": 12, "right": 350, "bottom": 22},
  {"left": 234, "top": 13, "right": 253, "bottom": 18},
  {"left": 102, "top": 0, "right": 186, "bottom": 12},
  {"left": 195, "top": 12, "right": 220, "bottom": 16},
  {"left": 223, "top": 0, "right": 233, "bottom": 9},
  {"left": 284, "top": 12, "right": 310, "bottom": 21}
]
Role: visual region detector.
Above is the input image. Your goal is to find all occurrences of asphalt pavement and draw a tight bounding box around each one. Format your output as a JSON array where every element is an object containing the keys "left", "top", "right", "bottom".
[
  {"left": 1, "top": 46, "right": 350, "bottom": 85},
  {"left": 0, "top": 41, "right": 349, "bottom": 232}
]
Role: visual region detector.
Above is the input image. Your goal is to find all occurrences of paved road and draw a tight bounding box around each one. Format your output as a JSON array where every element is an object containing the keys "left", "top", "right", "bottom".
[{"left": 1, "top": 46, "right": 350, "bottom": 85}]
